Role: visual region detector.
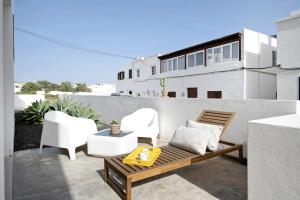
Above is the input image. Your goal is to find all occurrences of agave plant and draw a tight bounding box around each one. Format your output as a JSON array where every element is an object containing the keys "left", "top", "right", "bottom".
[
  {"left": 21, "top": 100, "right": 51, "bottom": 124},
  {"left": 67, "top": 103, "right": 101, "bottom": 127},
  {"left": 21, "top": 97, "right": 101, "bottom": 127},
  {"left": 49, "top": 97, "right": 74, "bottom": 112}
]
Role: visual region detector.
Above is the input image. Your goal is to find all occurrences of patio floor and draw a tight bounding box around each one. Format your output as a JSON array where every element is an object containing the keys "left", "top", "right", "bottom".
[{"left": 13, "top": 142, "right": 247, "bottom": 200}]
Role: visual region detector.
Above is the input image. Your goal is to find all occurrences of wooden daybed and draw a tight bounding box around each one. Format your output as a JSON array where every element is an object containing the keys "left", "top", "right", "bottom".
[{"left": 103, "top": 110, "right": 244, "bottom": 200}]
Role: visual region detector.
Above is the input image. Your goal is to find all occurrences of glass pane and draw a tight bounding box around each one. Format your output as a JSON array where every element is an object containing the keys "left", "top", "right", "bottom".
[
  {"left": 207, "top": 48, "right": 213, "bottom": 65},
  {"left": 196, "top": 52, "right": 204, "bottom": 66},
  {"left": 161, "top": 61, "right": 167, "bottom": 73},
  {"left": 168, "top": 60, "right": 172, "bottom": 71},
  {"left": 232, "top": 42, "right": 239, "bottom": 59},
  {"left": 173, "top": 58, "right": 178, "bottom": 70},
  {"left": 187, "top": 54, "right": 195, "bottom": 67},
  {"left": 178, "top": 56, "right": 185, "bottom": 69},
  {"left": 214, "top": 47, "right": 221, "bottom": 63},
  {"left": 223, "top": 45, "right": 230, "bottom": 61}
]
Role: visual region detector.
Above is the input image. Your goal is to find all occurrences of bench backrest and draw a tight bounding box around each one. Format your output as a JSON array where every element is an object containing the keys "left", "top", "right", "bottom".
[{"left": 196, "top": 110, "right": 235, "bottom": 138}]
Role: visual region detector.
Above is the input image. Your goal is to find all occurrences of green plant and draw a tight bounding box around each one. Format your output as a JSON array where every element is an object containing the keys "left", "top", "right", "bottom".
[
  {"left": 75, "top": 83, "right": 91, "bottom": 92},
  {"left": 67, "top": 103, "right": 100, "bottom": 127},
  {"left": 160, "top": 78, "right": 167, "bottom": 91},
  {"left": 59, "top": 81, "right": 74, "bottom": 92},
  {"left": 111, "top": 120, "right": 119, "bottom": 124},
  {"left": 49, "top": 97, "right": 74, "bottom": 112},
  {"left": 20, "top": 82, "right": 42, "bottom": 94},
  {"left": 21, "top": 100, "right": 51, "bottom": 124},
  {"left": 21, "top": 98, "right": 101, "bottom": 127}
]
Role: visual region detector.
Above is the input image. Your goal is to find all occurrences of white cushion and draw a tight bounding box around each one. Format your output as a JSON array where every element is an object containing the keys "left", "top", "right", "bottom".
[
  {"left": 186, "top": 120, "right": 223, "bottom": 151},
  {"left": 170, "top": 126, "right": 209, "bottom": 155}
]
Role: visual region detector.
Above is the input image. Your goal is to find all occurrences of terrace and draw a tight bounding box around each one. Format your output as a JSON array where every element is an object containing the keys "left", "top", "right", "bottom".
[
  {"left": 11, "top": 95, "right": 300, "bottom": 200},
  {"left": 13, "top": 143, "right": 246, "bottom": 200}
]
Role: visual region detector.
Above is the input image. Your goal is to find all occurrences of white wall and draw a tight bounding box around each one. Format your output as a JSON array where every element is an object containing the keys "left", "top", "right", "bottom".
[
  {"left": 243, "top": 28, "right": 277, "bottom": 69},
  {"left": 276, "top": 12, "right": 300, "bottom": 100},
  {"left": 248, "top": 114, "right": 300, "bottom": 200},
  {"left": 277, "top": 69, "right": 300, "bottom": 100},
  {"left": 68, "top": 95, "right": 298, "bottom": 157},
  {"left": 15, "top": 94, "right": 45, "bottom": 110},
  {"left": 0, "top": 0, "right": 13, "bottom": 199},
  {"left": 277, "top": 13, "right": 300, "bottom": 69},
  {"left": 245, "top": 71, "right": 277, "bottom": 99}
]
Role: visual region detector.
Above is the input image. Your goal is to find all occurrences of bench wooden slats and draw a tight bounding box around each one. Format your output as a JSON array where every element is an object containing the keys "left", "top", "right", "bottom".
[{"left": 104, "top": 110, "right": 243, "bottom": 200}]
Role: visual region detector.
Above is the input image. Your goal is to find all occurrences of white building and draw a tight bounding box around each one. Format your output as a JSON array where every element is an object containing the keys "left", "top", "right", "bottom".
[
  {"left": 0, "top": 0, "right": 14, "bottom": 199},
  {"left": 276, "top": 10, "right": 300, "bottom": 100},
  {"left": 88, "top": 83, "right": 116, "bottom": 96},
  {"left": 116, "top": 28, "right": 277, "bottom": 99}
]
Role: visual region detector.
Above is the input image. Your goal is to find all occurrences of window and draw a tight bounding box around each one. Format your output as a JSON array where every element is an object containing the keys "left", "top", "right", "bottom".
[
  {"left": 161, "top": 56, "right": 185, "bottom": 73},
  {"left": 161, "top": 60, "right": 167, "bottom": 73},
  {"left": 168, "top": 60, "right": 172, "bottom": 71},
  {"left": 272, "top": 50, "right": 277, "bottom": 67},
  {"left": 187, "top": 88, "right": 197, "bottom": 98},
  {"left": 168, "top": 91, "right": 176, "bottom": 98},
  {"left": 117, "top": 71, "right": 125, "bottom": 80},
  {"left": 136, "top": 69, "right": 140, "bottom": 78},
  {"left": 187, "top": 51, "right": 204, "bottom": 68},
  {"left": 206, "top": 42, "right": 240, "bottom": 65},
  {"left": 173, "top": 59, "right": 178, "bottom": 70},
  {"left": 207, "top": 91, "right": 222, "bottom": 99},
  {"left": 222, "top": 44, "right": 230, "bottom": 62},
  {"left": 129, "top": 91, "right": 133, "bottom": 95},
  {"left": 187, "top": 54, "right": 195, "bottom": 67},
  {"left": 151, "top": 66, "right": 156, "bottom": 75},
  {"left": 178, "top": 56, "right": 185, "bottom": 70},
  {"left": 207, "top": 48, "right": 213, "bottom": 65},
  {"left": 214, "top": 47, "right": 221, "bottom": 63},
  {"left": 196, "top": 51, "right": 204, "bottom": 66},
  {"left": 128, "top": 69, "right": 132, "bottom": 79},
  {"left": 232, "top": 42, "right": 239, "bottom": 59}
]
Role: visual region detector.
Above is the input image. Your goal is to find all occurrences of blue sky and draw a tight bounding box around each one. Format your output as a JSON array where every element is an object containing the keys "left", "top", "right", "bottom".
[{"left": 14, "top": 0, "right": 300, "bottom": 84}]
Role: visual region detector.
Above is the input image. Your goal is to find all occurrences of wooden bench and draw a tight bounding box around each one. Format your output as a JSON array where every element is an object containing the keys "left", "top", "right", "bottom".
[{"left": 104, "top": 110, "right": 243, "bottom": 200}]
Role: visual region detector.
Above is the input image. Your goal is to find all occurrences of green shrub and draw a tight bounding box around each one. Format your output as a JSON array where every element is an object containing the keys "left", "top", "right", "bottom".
[
  {"left": 21, "top": 100, "right": 51, "bottom": 124},
  {"left": 21, "top": 98, "right": 101, "bottom": 127}
]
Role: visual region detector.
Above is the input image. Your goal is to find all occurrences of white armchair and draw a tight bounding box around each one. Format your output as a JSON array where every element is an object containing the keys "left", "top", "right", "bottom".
[
  {"left": 40, "top": 111, "right": 97, "bottom": 160},
  {"left": 120, "top": 108, "right": 159, "bottom": 147}
]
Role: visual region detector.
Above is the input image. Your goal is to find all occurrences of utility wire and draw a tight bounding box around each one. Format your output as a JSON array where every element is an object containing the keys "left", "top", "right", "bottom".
[{"left": 14, "top": 26, "right": 137, "bottom": 60}]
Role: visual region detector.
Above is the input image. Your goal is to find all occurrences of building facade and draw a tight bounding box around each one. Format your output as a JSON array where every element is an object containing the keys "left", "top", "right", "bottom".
[
  {"left": 276, "top": 10, "right": 300, "bottom": 100},
  {"left": 116, "top": 28, "right": 277, "bottom": 99}
]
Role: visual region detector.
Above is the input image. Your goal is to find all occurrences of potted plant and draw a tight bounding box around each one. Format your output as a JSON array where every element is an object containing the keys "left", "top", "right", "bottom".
[
  {"left": 110, "top": 120, "right": 120, "bottom": 134},
  {"left": 160, "top": 78, "right": 168, "bottom": 97}
]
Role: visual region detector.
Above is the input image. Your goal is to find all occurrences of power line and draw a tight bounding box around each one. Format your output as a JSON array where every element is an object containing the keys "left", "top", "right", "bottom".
[{"left": 14, "top": 26, "right": 137, "bottom": 60}]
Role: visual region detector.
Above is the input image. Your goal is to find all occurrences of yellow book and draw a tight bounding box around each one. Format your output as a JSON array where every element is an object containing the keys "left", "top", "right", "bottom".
[{"left": 123, "top": 146, "right": 161, "bottom": 167}]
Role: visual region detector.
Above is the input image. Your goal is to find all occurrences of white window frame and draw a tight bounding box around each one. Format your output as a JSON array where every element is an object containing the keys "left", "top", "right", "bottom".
[
  {"left": 231, "top": 41, "right": 239, "bottom": 61},
  {"left": 222, "top": 44, "right": 231, "bottom": 62},
  {"left": 206, "top": 41, "right": 240, "bottom": 66},
  {"left": 186, "top": 50, "right": 204, "bottom": 68},
  {"left": 206, "top": 48, "right": 213, "bottom": 65},
  {"left": 177, "top": 55, "right": 185, "bottom": 70},
  {"left": 136, "top": 69, "right": 140, "bottom": 78}
]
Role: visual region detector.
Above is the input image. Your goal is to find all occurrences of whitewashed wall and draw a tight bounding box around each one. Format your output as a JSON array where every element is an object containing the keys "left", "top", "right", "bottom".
[
  {"left": 15, "top": 94, "right": 45, "bottom": 110},
  {"left": 277, "top": 12, "right": 300, "bottom": 69},
  {"left": 248, "top": 114, "right": 300, "bottom": 200},
  {"left": 68, "top": 95, "right": 298, "bottom": 157},
  {"left": 276, "top": 12, "right": 300, "bottom": 100}
]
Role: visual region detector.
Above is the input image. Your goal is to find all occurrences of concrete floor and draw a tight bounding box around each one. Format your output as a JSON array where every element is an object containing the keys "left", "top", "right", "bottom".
[{"left": 13, "top": 143, "right": 247, "bottom": 200}]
